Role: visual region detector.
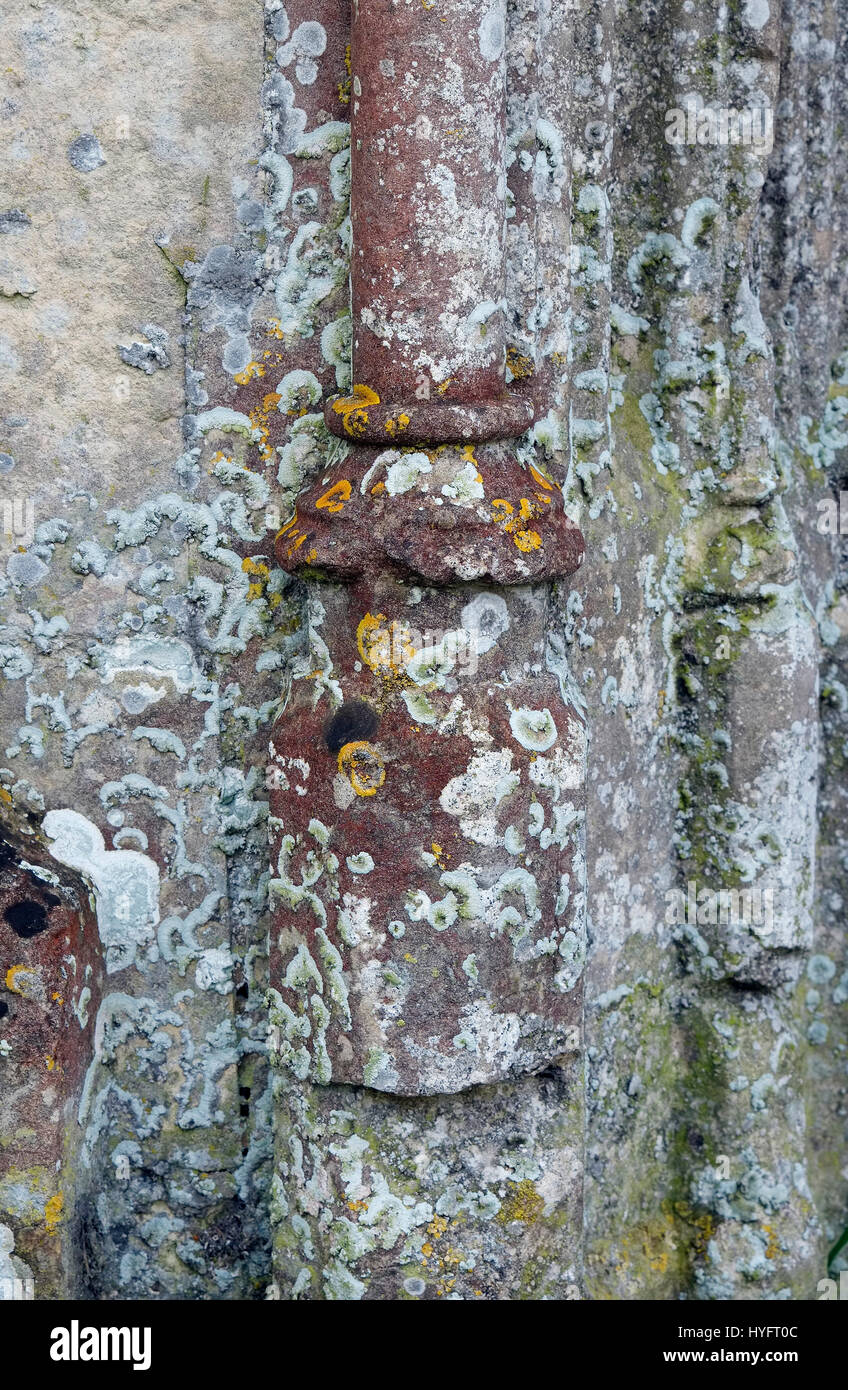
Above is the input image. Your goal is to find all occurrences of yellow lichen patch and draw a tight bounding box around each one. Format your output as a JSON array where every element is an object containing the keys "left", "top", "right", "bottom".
[
  {"left": 419, "top": 1214, "right": 467, "bottom": 1298},
  {"left": 435, "top": 378, "right": 454, "bottom": 396},
  {"left": 528, "top": 463, "right": 554, "bottom": 491},
  {"left": 315, "top": 480, "right": 352, "bottom": 514},
  {"left": 429, "top": 441, "right": 479, "bottom": 472},
  {"left": 506, "top": 346, "right": 534, "bottom": 380},
  {"left": 242, "top": 556, "right": 270, "bottom": 600},
  {"left": 277, "top": 514, "right": 299, "bottom": 539},
  {"left": 248, "top": 390, "right": 278, "bottom": 464},
  {"left": 644, "top": 1241, "right": 669, "bottom": 1274},
  {"left": 332, "top": 384, "right": 380, "bottom": 437},
  {"left": 338, "top": 42, "right": 351, "bottom": 103},
  {"left": 513, "top": 529, "right": 542, "bottom": 552},
  {"left": 357, "top": 612, "right": 416, "bottom": 676},
  {"left": 267, "top": 318, "right": 285, "bottom": 340},
  {"left": 0, "top": 787, "right": 11, "bottom": 803},
  {"left": 356, "top": 611, "right": 387, "bottom": 665},
  {"left": 431, "top": 842, "right": 449, "bottom": 869},
  {"left": 338, "top": 741, "right": 386, "bottom": 797},
  {"left": 496, "top": 1179, "right": 545, "bottom": 1225},
  {"left": 763, "top": 1223, "right": 780, "bottom": 1260},
  {"left": 44, "top": 1192, "right": 63, "bottom": 1233},
  {"left": 489, "top": 492, "right": 547, "bottom": 552},
  {"left": 234, "top": 361, "right": 265, "bottom": 386},
  {"left": 6, "top": 964, "right": 42, "bottom": 1001},
  {"left": 345, "top": 412, "right": 368, "bottom": 437},
  {"left": 384, "top": 413, "right": 410, "bottom": 437},
  {"left": 611, "top": 1210, "right": 682, "bottom": 1281}
]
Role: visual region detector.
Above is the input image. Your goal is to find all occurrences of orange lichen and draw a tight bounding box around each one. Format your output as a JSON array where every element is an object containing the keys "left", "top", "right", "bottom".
[
  {"left": 357, "top": 612, "right": 416, "bottom": 675},
  {"left": 489, "top": 493, "right": 547, "bottom": 552},
  {"left": 338, "top": 741, "right": 386, "bottom": 797},
  {"left": 6, "top": 964, "right": 38, "bottom": 997},
  {"left": 234, "top": 361, "right": 265, "bottom": 386},
  {"left": 315, "top": 480, "right": 352, "bottom": 513},
  {"left": 513, "top": 529, "right": 542, "bottom": 551},
  {"left": 247, "top": 382, "right": 282, "bottom": 463},
  {"left": 528, "top": 463, "right": 554, "bottom": 491},
  {"left": 332, "top": 384, "right": 380, "bottom": 437}
]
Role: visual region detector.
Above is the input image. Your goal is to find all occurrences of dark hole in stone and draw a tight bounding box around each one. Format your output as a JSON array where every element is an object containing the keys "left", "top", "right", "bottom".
[
  {"left": 236, "top": 981, "right": 249, "bottom": 999},
  {"left": 4, "top": 899, "right": 50, "bottom": 938},
  {"left": 324, "top": 700, "right": 379, "bottom": 755},
  {"left": 0, "top": 999, "right": 9, "bottom": 1020}
]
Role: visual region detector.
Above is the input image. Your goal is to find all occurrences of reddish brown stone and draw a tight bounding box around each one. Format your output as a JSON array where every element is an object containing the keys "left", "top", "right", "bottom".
[
  {"left": 268, "top": 0, "right": 587, "bottom": 1096},
  {"left": 331, "top": 0, "right": 527, "bottom": 429},
  {"left": 268, "top": 575, "right": 585, "bottom": 1094},
  {"left": 0, "top": 834, "right": 103, "bottom": 1288},
  {"left": 275, "top": 442, "right": 584, "bottom": 586}
]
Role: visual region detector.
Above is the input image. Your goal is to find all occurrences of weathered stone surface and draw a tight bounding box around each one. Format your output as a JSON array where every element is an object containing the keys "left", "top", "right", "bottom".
[{"left": 268, "top": 573, "right": 586, "bottom": 1093}]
